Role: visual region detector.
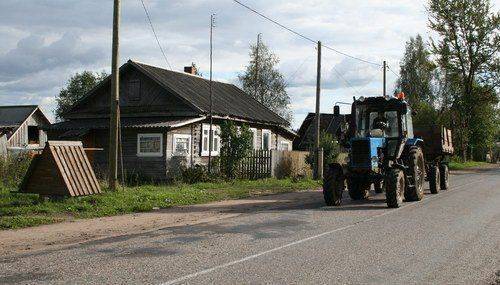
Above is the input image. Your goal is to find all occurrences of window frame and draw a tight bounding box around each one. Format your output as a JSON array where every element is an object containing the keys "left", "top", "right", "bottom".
[
  {"left": 201, "top": 124, "right": 220, "bottom": 156},
  {"left": 137, "top": 133, "right": 163, "bottom": 157},
  {"left": 172, "top": 133, "right": 192, "bottom": 156},
  {"left": 261, "top": 129, "right": 272, "bottom": 150},
  {"left": 280, "top": 141, "right": 291, "bottom": 151},
  {"left": 250, "top": 128, "right": 258, "bottom": 150}
]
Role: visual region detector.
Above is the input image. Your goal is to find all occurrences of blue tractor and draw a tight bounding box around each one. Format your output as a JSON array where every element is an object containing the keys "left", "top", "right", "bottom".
[{"left": 323, "top": 95, "right": 428, "bottom": 208}]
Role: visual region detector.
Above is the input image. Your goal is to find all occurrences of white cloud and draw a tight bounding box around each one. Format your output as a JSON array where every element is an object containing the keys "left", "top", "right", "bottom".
[{"left": 0, "top": 0, "right": 451, "bottom": 128}]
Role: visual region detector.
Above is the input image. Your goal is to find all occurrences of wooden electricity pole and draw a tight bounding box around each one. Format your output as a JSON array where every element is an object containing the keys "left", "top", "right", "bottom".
[
  {"left": 383, "top": 60, "right": 387, "bottom": 97},
  {"left": 108, "top": 0, "right": 120, "bottom": 190},
  {"left": 254, "top": 33, "right": 261, "bottom": 100},
  {"left": 314, "top": 41, "right": 322, "bottom": 180},
  {"left": 208, "top": 14, "right": 215, "bottom": 173}
]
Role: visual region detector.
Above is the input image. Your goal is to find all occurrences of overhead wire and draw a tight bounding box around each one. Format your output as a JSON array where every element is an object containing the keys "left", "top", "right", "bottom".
[
  {"left": 232, "top": 0, "right": 382, "bottom": 67},
  {"left": 139, "top": 0, "right": 173, "bottom": 70}
]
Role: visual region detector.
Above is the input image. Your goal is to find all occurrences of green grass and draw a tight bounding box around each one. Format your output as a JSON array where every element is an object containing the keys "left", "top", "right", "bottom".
[
  {"left": 448, "top": 160, "right": 490, "bottom": 170},
  {"left": 0, "top": 178, "right": 320, "bottom": 230}
]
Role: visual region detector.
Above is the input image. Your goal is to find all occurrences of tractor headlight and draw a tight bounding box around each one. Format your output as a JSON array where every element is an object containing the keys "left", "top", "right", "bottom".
[{"left": 371, "top": 156, "right": 379, "bottom": 167}]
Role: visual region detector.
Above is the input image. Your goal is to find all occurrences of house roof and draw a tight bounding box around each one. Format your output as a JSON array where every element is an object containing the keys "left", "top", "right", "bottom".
[
  {"left": 67, "top": 60, "right": 289, "bottom": 127},
  {"left": 0, "top": 105, "right": 38, "bottom": 127},
  {"left": 130, "top": 60, "right": 288, "bottom": 125}
]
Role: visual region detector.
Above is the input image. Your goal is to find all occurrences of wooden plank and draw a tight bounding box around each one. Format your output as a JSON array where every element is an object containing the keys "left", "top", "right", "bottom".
[
  {"left": 68, "top": 146, "right": 92, "bottom": 195},
  {"left": 75, "top": 146, "right": 100, "bottom": 194},
  {"left": 52, "top": 146, "right": 79, "bottom": 196},
  {"left": 49, "top": 146, "right": 77, "bottom": 197},
  {"left": 61, "top": 146, "right": 86, "bottom": 196}
]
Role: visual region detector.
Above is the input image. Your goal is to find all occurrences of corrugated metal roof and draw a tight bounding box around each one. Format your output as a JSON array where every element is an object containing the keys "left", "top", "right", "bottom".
[
  {"left": 0, "top": 105, "right": 38, "bottom": 126},
  {"left": 130, "top": 61, "right": 289, "bottom": 126},
  {"left": 49, "top": 116, "right": 205, "bottom": 130}
]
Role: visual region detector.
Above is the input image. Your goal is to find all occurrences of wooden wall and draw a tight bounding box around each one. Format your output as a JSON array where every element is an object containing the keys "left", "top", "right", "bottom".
[{"left": 6, "top": 110, "right": 48, "bottom": 149}]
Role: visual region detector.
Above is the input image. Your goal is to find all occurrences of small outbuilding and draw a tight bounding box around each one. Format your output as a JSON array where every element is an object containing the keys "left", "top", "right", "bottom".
[
  {"left": 19, "top": 141, "right": 101, "bottom": 197},
  {"left": 0, "top": 105, "right": 51, "bottom": 155}
]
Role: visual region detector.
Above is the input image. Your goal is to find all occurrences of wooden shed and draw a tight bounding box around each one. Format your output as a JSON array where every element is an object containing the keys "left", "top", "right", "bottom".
[{"left": 19, "top": 141, "right": 101, "bottom": 197}]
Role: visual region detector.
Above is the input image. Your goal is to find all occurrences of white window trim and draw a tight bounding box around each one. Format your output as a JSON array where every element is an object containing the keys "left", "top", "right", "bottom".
[
  {"left": 261, "top": 129, "right": 272, "bottom": 150},
  {"left": 280, "top": 141, "right": 291, "bottom": 151},
  {"left": 137, "top": 133, "right": 163, "bottom": 157},
  {"left": 201, "top": 123, "right": 220, "bottom": 156},
  {"left": 172, "top": 133, "right": 191, "bottom": 156},
  {"left": 250, "top": 128, "right": 258, "bottom": 150}
]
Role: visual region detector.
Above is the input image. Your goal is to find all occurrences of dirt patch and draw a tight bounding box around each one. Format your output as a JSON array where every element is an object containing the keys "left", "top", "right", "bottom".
[{"left": 0, "top": 190, "right": 321, "bottom": 257}]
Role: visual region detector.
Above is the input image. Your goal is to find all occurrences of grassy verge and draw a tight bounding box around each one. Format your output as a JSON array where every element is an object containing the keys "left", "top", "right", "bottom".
[
  {"left": 448, "top": 161, "right": 490, "bottom": 170},
  {"left": 0, "top": 178, "right": 320, "bottom": 230}
]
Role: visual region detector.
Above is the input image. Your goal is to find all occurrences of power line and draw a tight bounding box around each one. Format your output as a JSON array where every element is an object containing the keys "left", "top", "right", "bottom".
[
  {"left": 232, "top": 0, "right": 381, "bottom": 67},
  {"left": 387, "top": 64, "right": 399, "bottom": 77},
  {"left": 139, "top": 0, "right": 173, "bottom": 70},
  {"left": 331, "top": 66, "right": 363, "bottom": 96},
  {"left": 285, "top": 53, "right": 312, "bottom": 86}
]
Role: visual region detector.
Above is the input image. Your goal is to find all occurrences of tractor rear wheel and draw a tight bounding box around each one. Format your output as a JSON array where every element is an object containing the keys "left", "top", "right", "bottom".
[
  {"left": 429, "top": 165, "right": 440, "bottom": 194},
  {"left": 405, "top": 147, "right": 425, "bottom": 201},
  {"left": 439, "top": 164, "right": 449, "bottom": 190},
  {"left": 385, "top": 168, "right": 405, "bottom": 208},
  {"left": 348, "top": 178, "right": 370, "bottom": 200},
  {"left": 323, "top": 164, "right": 345, "bottom": 206}
]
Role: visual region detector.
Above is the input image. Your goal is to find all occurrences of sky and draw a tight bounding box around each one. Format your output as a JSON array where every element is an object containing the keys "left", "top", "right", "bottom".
[{"left": 0, "top": 0, "right": 497, "bottom": 129}]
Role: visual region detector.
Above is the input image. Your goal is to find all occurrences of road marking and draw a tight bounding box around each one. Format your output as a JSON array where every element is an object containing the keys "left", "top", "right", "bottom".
[{"left": 160, "top": 177, "right": 484, "bottom": 285}]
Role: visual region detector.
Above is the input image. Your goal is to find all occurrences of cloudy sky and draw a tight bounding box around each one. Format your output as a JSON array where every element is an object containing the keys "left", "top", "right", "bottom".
[{"left": 0, "top": 0, "right": 497, "bottom": 128}]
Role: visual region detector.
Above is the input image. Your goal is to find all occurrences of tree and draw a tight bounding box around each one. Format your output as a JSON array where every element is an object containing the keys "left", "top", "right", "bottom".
[
  {"left": 55, "top": 71, "right": 108, "bottom": 120},
  {"left": 396, "top": 34, "right": 436, "bottom": 107},
  {"left": 219, "top": 121, "right": 253, "bottom": 179},
  {"left": 428, "top": 0, "right": 499, "bottom": 160},
  {"left": 238, "top": 40, "right": 292, "bottom": 124}
]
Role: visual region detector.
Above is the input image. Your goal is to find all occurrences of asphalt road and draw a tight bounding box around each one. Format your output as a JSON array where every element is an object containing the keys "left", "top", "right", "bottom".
[{"left": 1, "top": 168, "right": 499, "bottom": 284}]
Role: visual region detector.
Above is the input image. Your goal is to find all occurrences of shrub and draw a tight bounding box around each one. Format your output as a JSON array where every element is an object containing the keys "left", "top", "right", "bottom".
[
  {"left": 306, "top": 132, "right": 341, "bottom": 167},
  {"left": 0, "top": 152, "right": 33, "bottom": 190},
  {"left": 219, "top": 121, "right": 252, "bottom": 179},
  {"left": 181, "top": 164, "right": 210, "bottom": 184}
]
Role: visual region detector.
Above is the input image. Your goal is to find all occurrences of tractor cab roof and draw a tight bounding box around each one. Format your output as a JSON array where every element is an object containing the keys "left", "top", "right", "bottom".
[{"left": 353, "top": 96, "right": 409, "bottom": 113}]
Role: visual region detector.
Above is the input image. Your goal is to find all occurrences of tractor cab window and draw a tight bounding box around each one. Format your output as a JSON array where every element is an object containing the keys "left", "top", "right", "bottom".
[
  {"left": 405, "top": 111, "right": 414, "bottom": 138},
  {"left": 355, "top": 105, "right": 368, "bottom": 137},
  {"left": 368, "top": 111, "right": 399, "bottom": 138}
]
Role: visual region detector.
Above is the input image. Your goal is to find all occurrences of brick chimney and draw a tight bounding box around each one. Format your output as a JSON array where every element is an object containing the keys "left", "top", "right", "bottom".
[{"left": 184, "top": 64, "right": 197, "bottom": 75}]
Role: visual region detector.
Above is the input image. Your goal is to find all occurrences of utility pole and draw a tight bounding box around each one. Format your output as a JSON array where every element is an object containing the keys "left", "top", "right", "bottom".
[
  {"left": 314, "top": 41, "right": 322, "bottom": 180},
  {"left": 254, "top": 33, "right": 261, "bottom": 101},
  {"left": 383, "top": 60, "right": 387, "bottom": 97},
  {"left": 108, "top": 0, "right": 120, "bottom": 190},
  {"left": 208, "top": 14, "right": 215, "bottom": 173}
]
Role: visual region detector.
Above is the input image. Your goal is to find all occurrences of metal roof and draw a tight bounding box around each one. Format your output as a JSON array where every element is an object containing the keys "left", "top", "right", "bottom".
[
  {"left": 0, "top": 105, "right": 38, "bottom": 126},
  {"left": 130, "top": 60, "right": 289, "bottom": 126},
  {"left": 49, "top": 116, "right": 205, "bottom": 130}
]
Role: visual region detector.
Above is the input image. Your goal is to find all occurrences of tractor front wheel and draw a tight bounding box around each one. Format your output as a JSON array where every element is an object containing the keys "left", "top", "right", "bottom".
[
  {"left": 385, "top": 168, "right": 405, "bottom": 208},
  {"left": 348, "top": 178, "right": 370, "bottom": 200},
  {"left": 429, "top": 165, "right": 440, "bottom": 194},
  {"left": 405, "top": 147, "right": 425, "bottom": 201},
  {"left": 323, "top": 164, "right": 345, "bottom": 206}
]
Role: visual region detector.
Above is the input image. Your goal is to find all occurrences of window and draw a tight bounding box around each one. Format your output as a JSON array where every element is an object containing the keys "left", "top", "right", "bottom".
[
  {"left": 280, "top": 141, "right": 291, "bottom": 151},
  {"left": 201, "top": 124, "right": 220, "bottom": 156},
  {"left": 137, "top": 133, "right": 163, "bottom": 157},
  {"left": 262, "top": 129, "right": 271, "bottom": 150},
  {"left": 250, "top": 128, "right": 258, "bottom": 149},
  {"left": 128, "top": 80, "right": 141, "bottom": 101},
  {"left": 27, "top": 126, "right": 39, "bottom": 145},
  {"left": 172, "top": 134, "right": 191, "bottom": 156}
]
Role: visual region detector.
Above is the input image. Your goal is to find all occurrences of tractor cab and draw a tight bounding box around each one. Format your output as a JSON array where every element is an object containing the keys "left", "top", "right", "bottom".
[{"left": 349, "top": 96, "right": 414, "bottom": 172}]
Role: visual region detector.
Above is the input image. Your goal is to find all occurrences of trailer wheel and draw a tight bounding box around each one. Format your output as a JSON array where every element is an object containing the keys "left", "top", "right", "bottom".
[
  {"left": 348, "top": 178, "right": 370, "bottom": 200},
  {"left": 429, "top": 165, "right": 440, "bottom": 194},
  {"left": 385, "top": 168, "right": 405, "bottom": 208},
  {"left": 323, "top": 164, "right": 344, "bottom": 206},
  {"left": 439, "top": 164, "right": 449, "bottom": 190},
  {"left": 405, "top": 147, "right": 425, "bottom": 201}
]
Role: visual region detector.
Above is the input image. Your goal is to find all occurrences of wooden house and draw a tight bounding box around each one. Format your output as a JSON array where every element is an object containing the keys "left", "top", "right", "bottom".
[
  {"left": 293, "top": 112, "right": 349, "bottom": 151},
  {"left": 0, "top": 105, "right": 50, "bottom": 155},
  {"left": 48, "top": 60, "right": 295, "bottom": 180}
]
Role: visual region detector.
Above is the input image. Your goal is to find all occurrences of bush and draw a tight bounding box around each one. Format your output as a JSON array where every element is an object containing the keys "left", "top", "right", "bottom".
[
  {"left": 0, "top": 152, "right": 33, "bottom": 190},
  {"left": 181, "top": 164, "right": 210, "bottom": 184},
  {"left": 306, "top": 132, "right": 341, "bottom": 167}
]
